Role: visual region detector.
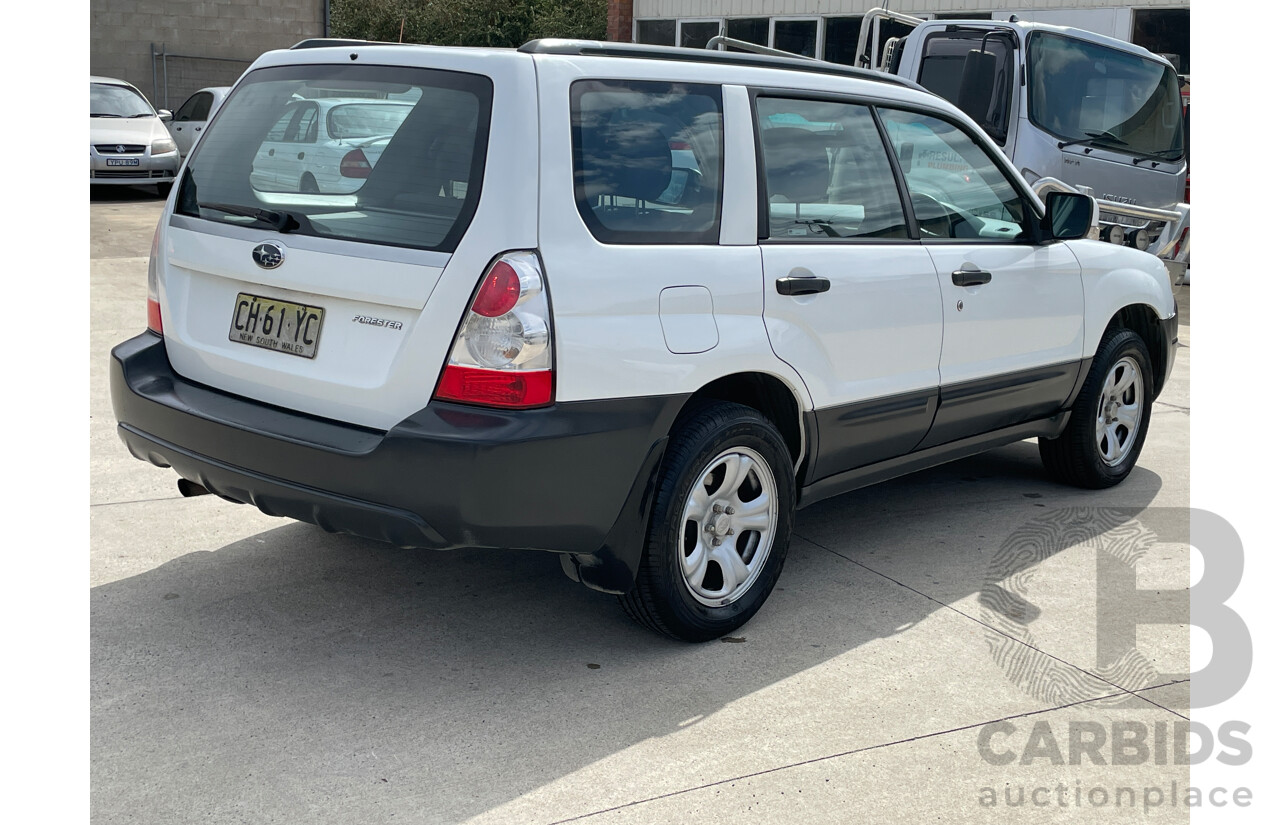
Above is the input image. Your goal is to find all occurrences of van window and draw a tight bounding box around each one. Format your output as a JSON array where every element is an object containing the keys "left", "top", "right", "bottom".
[
  {"left": 175, "top": 64, "right": 492, "bottom": 254},
  {"left": 755, "top": 97, "right": 908, "bottom": 241},
  {"left": 918, "top": 32, "right": 1015, "bottom": 144},
  {"left": 1027, "top": 32, "right": 1184, "bottom": 160},
  {"left": 571, "top": 80, "right": 723, "bottom": 245}
]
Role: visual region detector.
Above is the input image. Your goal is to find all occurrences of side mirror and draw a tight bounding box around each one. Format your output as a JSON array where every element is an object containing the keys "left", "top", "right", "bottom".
[
  {"left": 958, "top": 50, "right": 997, "bottom": 124},
  {"left": 898, "top": 142, "right": 914, "bottom": 174},
  {"left": 157, "top": 109, "right": 173, "bottom": 123},
  {"left": 1042, "top": 191, "right": 1096, "bottom": 240}
]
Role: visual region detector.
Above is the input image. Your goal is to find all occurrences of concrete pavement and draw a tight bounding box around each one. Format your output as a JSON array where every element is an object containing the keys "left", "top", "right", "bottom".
[{"left": 91, "top": 186, "right": 1194, "bottom": 823}]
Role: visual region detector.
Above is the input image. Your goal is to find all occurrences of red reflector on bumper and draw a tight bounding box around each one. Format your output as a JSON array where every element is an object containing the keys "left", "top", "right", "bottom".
[
  {"left": 147, "top": 298, "right": 163, "bottom": 334},
  {"left": 434, "top": 365, "right": 553, "bottom": 409}
]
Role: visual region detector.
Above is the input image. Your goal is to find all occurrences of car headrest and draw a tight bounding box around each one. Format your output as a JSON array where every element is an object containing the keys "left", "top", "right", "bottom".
[
  {"left": 762, "top": 127, "right": 831, "bottom": 204},
  {"left": 578, "top": 120, "right": 673, "bottom": 203}
]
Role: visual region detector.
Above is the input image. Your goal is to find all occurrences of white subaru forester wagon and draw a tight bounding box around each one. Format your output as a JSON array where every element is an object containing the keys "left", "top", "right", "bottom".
[{"left": 111, "top": 38, "right": 1178, "bottom": 642}]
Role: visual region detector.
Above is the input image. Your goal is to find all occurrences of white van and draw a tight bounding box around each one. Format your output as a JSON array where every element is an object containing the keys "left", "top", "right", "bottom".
[{"left": 111, "top": 39, "right": 1177, "bottom": 641}]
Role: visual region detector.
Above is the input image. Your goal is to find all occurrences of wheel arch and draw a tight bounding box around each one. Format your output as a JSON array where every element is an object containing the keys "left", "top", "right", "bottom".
[
  {"left": 1101, "top": 304, "right": 1170, "bottom": 397},
  {"left": 675, "top": 372, "right": 809, "bottom": 476}
]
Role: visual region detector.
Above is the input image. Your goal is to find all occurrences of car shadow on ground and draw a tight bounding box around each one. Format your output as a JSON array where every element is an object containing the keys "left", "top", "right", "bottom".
[{"left": 90, "top": 442, "right": 1164, "bottom": 824}]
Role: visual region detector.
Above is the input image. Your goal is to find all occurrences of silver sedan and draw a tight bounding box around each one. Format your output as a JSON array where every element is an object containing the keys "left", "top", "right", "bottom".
[{"left": 90, "top": 76, "right": 181, "bottom": 196}]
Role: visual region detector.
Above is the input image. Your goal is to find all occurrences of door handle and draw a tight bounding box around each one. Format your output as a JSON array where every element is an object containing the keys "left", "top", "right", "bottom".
[
  {"left": 776, "top": 275, "right": 831, "bottom": 296},
  {"left": 175, "top": 126, "right": 182, "bottom": 131},
  {"left": 297, "top": 152, "right": 305, "bottom": 160},
  {"left": 952, "top": 268, "right": 992, "bottom": 287},
  {"left": 268, "top": 149, "right": 274, "bottom": 156},
  {"left": 194, "top": 126, "right": 201, "bottom": 132}
]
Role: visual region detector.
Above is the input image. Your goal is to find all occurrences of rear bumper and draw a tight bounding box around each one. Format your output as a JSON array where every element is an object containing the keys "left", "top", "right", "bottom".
[{"left": 110, "top": 333, "right": 683, "bottom": 592}]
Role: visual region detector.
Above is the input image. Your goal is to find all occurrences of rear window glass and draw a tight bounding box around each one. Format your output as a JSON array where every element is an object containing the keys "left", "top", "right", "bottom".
[
  {"left": 571, "top": 79, "right": 723, "bottom": 245},
  {"left": 176, "top": 64, "right": 492, "bottom": 253}
]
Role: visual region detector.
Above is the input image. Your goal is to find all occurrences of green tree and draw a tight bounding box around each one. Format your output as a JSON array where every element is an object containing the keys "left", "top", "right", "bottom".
[{"left": 329, "top": 0, "right": 607, "bottom": 48}]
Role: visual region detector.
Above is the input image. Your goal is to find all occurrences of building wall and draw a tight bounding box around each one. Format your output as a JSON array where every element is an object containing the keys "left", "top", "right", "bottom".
[
  {"left": 631, "top": 1, "right": 1189, "bottom": 65},
  {"left": 634, "top": 1, "right": 1189, "bottom": 17},
  {"left": 91, "top": 0, "right": 325, "bottom": 109}
]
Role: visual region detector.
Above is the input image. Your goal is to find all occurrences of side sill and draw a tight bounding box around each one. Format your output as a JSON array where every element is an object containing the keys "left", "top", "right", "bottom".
[{"left": 797, "top": 412, "right": 1071, "bottom": 508}]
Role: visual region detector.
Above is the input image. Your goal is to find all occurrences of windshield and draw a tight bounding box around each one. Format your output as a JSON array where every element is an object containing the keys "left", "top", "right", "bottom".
[
  {"left": 1028, "top": 32, "right": 1184, "bottom": 160},
  {"left": 175, "top": 64, "right": 492, "bottom": 253},
  {"left": 90, "top": 83, "right": 155, "bottom": 118}
]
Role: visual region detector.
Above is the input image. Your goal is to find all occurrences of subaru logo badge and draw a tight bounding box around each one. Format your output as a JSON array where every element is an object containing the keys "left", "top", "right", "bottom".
[{"left": 252, "top": 242, "right": 284, "bottom": 269}]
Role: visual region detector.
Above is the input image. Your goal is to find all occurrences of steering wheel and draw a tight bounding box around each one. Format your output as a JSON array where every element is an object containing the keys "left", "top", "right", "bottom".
[{"left": 910, "top": 192, "right": 960, "bottom": 239}]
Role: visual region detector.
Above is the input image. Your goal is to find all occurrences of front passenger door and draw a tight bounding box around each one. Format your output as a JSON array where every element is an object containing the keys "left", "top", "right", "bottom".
[{"left": 879, "top": 108, "right": 1085, "bottom": 447}]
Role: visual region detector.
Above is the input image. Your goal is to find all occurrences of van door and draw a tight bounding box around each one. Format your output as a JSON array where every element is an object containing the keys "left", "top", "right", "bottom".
[{"left": 754, "top": 95, "right": 944, "bottom": 480}]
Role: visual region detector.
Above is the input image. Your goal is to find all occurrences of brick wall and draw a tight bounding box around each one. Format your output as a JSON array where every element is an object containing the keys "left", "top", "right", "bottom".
[
  {"left": 90, "top": 0, "right": 325, "bottom": 108},
  {"left": 607, "top": 0, "right": 635, "bottom": 42}
]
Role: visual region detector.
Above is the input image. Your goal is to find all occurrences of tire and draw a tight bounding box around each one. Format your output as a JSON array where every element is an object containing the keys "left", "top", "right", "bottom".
[
  {"left": 1039, "top": 327, "right": 1154, "bottom": 488},
  {"left": 300, "top": 174, "right": 319, "bottom": 194},
  {"left": 620, "top": 401, "right": 795, "bottom": 642}
]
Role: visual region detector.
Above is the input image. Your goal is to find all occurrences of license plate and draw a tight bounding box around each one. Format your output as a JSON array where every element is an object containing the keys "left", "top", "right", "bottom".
[
  {"left": 228, "top": 293, "right": 325, "bottom": 359},
  {"left": 105, "top": 158, "right": 140, "bottom": 166}
]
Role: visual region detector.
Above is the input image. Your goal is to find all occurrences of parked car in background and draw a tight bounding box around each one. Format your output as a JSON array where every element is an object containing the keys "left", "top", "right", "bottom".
[
  {"left": 249, "top": 97, "right": 415, "bottom": 194},
  {"left": 90, "top": 76, "right": 180, "bottom": 196},
  {"left": 166, "top": 86, "right": 230, "bottom": 157}
]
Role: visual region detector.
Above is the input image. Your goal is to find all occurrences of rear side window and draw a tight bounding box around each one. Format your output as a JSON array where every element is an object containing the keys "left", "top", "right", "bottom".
[
  {"left": 571, "top": 80, "right": 723, "bottom": 245},
  {"left": 176, "top": 64, "right": 492, "bottom": 253}
]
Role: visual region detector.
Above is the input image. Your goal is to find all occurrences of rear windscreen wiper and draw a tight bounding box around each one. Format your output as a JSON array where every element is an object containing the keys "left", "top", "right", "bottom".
[
  {"left": 1058, "top": 130, "right": 1128, "bottom": 150},
  {"left": 198, "top": 201, "right": 310, "bottom": 234},
  {"left": 1129, "top": 149, "right": 1184, "bottom": 164}
]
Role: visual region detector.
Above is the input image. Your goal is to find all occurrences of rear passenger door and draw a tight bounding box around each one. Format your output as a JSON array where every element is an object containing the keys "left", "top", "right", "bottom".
[
  {"left": 878, "top": 109, "right": 1085, "bottom": 447},
  {"left": 169, "top": 90, "right": 213, "bottom": 157},
  {"left": 755, "top": 95, "right": 944, "bottom": 479}
]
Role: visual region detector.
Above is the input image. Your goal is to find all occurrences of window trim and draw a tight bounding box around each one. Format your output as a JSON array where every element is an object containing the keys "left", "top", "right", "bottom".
[
  {"left": 570, "top": 78, "right": 726, "bottom": 247},
  {"left": 769, "top": 16, "right": 825, "bottom": 60},
  {"left": 676, "top": 18, "right": 724, "bottom": 50}
]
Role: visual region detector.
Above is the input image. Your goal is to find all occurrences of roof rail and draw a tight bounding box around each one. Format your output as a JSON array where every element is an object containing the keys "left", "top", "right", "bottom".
[
  {"left": 518, "top": 39, "right": 924, "bottom": 91},
  {"left": 291, "top": 38, "right": 391, "bottom": 50}
]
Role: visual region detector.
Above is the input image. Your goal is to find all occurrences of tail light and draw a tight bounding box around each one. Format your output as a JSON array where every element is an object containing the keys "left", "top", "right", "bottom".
[
  {"left": 146, "top": 220, "right": 162, "bottom": 334},
  {"left": 340, "top": 148, "right": 372, "bottom": 179},
  {"left": 434, "top": 252, "right": 553, "bottom": 409}
]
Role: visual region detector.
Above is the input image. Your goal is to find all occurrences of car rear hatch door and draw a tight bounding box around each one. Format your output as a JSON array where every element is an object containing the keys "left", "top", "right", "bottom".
[{"left": 156, "top": 47, "right": 538, "bottom": 431}]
